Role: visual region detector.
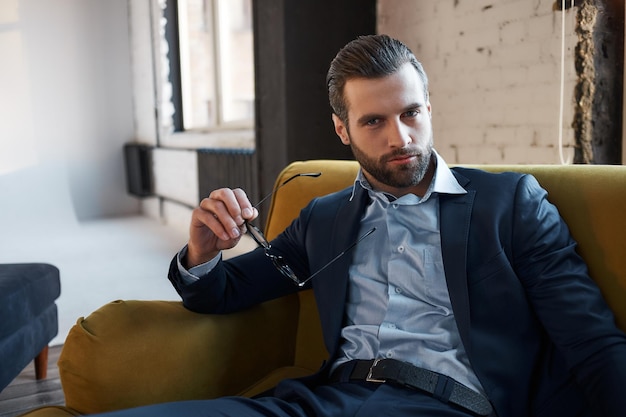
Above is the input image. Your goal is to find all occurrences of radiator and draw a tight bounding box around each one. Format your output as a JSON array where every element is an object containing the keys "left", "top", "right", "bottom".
[
  {"left": 197, "top": 148, "right": 259, "bottom": 205},
  {"left": 124, "top": 143, "right": 154, "bottom": 197}
]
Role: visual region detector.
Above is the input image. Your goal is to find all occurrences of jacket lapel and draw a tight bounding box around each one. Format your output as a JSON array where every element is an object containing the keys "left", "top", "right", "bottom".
[
  {"left": 314, "top": 186, "right": 369, "bottom": 356},
  {"left": 440, "top": 171, "right": 475, "bottom": 355}
]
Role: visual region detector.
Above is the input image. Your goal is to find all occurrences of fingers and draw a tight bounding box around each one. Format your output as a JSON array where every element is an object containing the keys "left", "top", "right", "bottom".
[
  {"left": 186, "top": 187, "right": 259, "bottom": 268},
  {"left": 200, "top": 188, "right": 258, "bottom": 240}
]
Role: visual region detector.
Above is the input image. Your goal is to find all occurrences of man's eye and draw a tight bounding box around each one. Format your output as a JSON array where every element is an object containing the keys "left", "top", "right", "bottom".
[
  {"left": 366, "top": 118, "right": 380, "bottom": 126},
  {"left": 404, "top": 110, "right": 419, "bottom": 117}
]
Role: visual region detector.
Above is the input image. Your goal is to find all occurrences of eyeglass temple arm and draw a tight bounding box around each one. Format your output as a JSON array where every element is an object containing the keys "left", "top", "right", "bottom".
[
  {"left": 296, "top": 227, "right": 377, "bottom": 287},
  {"left": 253, "top": 172, "right": 322, "bottom": 209}
]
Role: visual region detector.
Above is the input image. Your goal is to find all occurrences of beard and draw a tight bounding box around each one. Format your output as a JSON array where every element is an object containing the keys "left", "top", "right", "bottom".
[{"left": 348, "top": 134, "right": 434, "bottom": 189}]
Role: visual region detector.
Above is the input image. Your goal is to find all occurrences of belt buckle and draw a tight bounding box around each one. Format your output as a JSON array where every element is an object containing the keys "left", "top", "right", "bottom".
[{"left": 365, "top": 359, "right": 386, "bottom": 383}]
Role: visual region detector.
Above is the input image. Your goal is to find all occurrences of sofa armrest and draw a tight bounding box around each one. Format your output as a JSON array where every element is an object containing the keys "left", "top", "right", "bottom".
[{"left": 59, "top": 297, "right": 300, "bottom": 414}]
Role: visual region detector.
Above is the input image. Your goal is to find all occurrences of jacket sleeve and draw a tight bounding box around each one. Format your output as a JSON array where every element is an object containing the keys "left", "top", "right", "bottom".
[
  {"left": 512, "top": 174, "right": 626, "bottom": 415},
  {"left": 167, "top": 201, "right": 318, "bottom": 314}
]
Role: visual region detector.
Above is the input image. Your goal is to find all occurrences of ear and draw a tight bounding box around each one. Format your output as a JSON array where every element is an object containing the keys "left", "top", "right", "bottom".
[
  {"left": 427, "top": 101, "right": 432, "bottom": 119},
  {"left": 332, "top": 114, "right": 350, "bottom": 145}
]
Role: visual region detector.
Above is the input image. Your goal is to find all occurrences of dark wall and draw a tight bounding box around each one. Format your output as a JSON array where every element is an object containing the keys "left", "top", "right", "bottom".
[
  {"left": 253, "top": 0, "right": 376, "bottom": 204},
  {"left": 590, "top": 0, "right": 624, "bottom": 164},
  {"left": 573, "top": 0, "right": 624, "bottom": 164}
]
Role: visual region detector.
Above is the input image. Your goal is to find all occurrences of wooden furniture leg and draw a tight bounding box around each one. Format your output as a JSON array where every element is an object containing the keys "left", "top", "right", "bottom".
[{"left": 34, "top": 345, "right": 49, "bottom": 380}]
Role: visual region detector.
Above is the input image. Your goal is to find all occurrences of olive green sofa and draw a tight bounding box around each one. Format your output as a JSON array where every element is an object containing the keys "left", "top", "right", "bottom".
[{"left": 21, "top": 160, "right": 626, "bottom": 416}]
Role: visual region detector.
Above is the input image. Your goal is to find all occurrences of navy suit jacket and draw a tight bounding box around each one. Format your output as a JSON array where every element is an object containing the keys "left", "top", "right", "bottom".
[{"left": 169, "top": 167, "right": 626, "bottom": 417}]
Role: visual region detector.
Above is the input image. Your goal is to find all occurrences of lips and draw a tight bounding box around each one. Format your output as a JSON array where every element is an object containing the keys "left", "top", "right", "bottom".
[{"left": 387, "top": 153, "right": 418, "bottom": 163}]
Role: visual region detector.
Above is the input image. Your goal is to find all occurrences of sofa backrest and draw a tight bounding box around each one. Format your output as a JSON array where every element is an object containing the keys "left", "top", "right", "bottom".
[{"left": 264, "top": 160, "right": 626, "bottom": 370}]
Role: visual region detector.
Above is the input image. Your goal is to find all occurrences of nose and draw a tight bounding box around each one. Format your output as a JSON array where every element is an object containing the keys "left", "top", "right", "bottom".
[{"left": 387, "top": 118, "right": 412, "bottom": 148}]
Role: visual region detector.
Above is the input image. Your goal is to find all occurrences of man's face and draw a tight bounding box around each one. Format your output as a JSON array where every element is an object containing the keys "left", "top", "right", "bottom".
[{"left": 332, "top": 63, "right": 434, "bottom": 197}]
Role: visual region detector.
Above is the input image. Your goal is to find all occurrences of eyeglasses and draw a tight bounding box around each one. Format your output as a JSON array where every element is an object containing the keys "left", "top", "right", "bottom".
[{"left": 246, "top": 173, "right": 376, "bottom": 287}]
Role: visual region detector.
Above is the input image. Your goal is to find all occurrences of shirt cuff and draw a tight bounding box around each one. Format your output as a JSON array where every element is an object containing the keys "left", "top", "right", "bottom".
[{"left": 176, "top": 245, "right": 222, "bottom": 284}]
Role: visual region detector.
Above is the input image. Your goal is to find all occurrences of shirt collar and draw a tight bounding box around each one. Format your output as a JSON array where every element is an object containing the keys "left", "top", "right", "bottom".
[{"left": 349, "top": 149, "right": 466, "bottom": 202}]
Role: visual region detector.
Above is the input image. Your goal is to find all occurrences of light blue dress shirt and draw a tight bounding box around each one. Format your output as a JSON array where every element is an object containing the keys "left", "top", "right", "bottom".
[{"left": 334, "top": 151, "right": 484, "bottom": 395}]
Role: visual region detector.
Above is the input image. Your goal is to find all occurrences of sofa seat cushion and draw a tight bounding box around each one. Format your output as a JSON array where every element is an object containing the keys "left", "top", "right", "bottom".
[{"left": 17, "top": 406, "right": 81, "bottom": 417}]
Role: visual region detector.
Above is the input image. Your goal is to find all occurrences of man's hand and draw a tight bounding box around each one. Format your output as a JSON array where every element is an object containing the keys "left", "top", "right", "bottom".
[{"left": 185, "top": 188, "right": 258, "bottom": 268}]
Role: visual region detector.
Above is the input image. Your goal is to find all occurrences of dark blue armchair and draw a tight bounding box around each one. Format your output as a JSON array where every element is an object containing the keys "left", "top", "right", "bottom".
[{"left": 0, "top": 263, "right": 61, "bottom": 392}]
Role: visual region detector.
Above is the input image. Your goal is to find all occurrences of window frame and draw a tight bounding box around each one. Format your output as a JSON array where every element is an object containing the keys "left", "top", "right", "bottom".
[{"left": 158, "top": 0, "right": 255, "bottom": 149}]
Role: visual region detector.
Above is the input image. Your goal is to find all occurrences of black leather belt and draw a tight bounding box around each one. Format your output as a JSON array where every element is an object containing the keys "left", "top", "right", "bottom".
[{"left": 330, "top": 359, "right": 493, "bottom": 416}]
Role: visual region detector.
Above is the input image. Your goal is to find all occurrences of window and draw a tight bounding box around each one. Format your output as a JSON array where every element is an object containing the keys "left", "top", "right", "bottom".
[{"left": 165, "top": 0, "right": 254, "bottom": 133}]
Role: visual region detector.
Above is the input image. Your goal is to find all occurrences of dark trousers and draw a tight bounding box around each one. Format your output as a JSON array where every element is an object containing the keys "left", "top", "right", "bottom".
[{"left": 93, "top": 379, "right": 474, "bottom": 417}]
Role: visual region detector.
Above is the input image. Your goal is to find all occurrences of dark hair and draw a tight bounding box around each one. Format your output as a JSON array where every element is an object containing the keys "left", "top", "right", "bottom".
[{"left": 326, "top": 34, "right": 429, "bottom": 124}]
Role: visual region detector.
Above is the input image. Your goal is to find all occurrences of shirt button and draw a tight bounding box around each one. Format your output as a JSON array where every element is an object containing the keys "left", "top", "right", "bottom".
[
  {"left": 386, "top": 352, "right": 394, "bottom": 358},
  {"left": 393, "top": 204, "right": 399, "bottom": 209},
  {"left": 395, "top": 287, "right": 402, "bottom": 294},
  {"left": 398, "top": 246, "right": 404, "bottom": 253}
]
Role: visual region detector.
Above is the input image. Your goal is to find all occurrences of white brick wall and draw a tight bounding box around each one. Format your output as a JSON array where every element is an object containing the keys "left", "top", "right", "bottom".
[{"left": 378, "top": 0, "right": 578, "bottom": 164}]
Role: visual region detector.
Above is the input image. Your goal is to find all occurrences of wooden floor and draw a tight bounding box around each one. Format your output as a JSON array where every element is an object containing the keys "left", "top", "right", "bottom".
[{"left": 0, "top": 345, "right": 65, "bottom": 417}]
